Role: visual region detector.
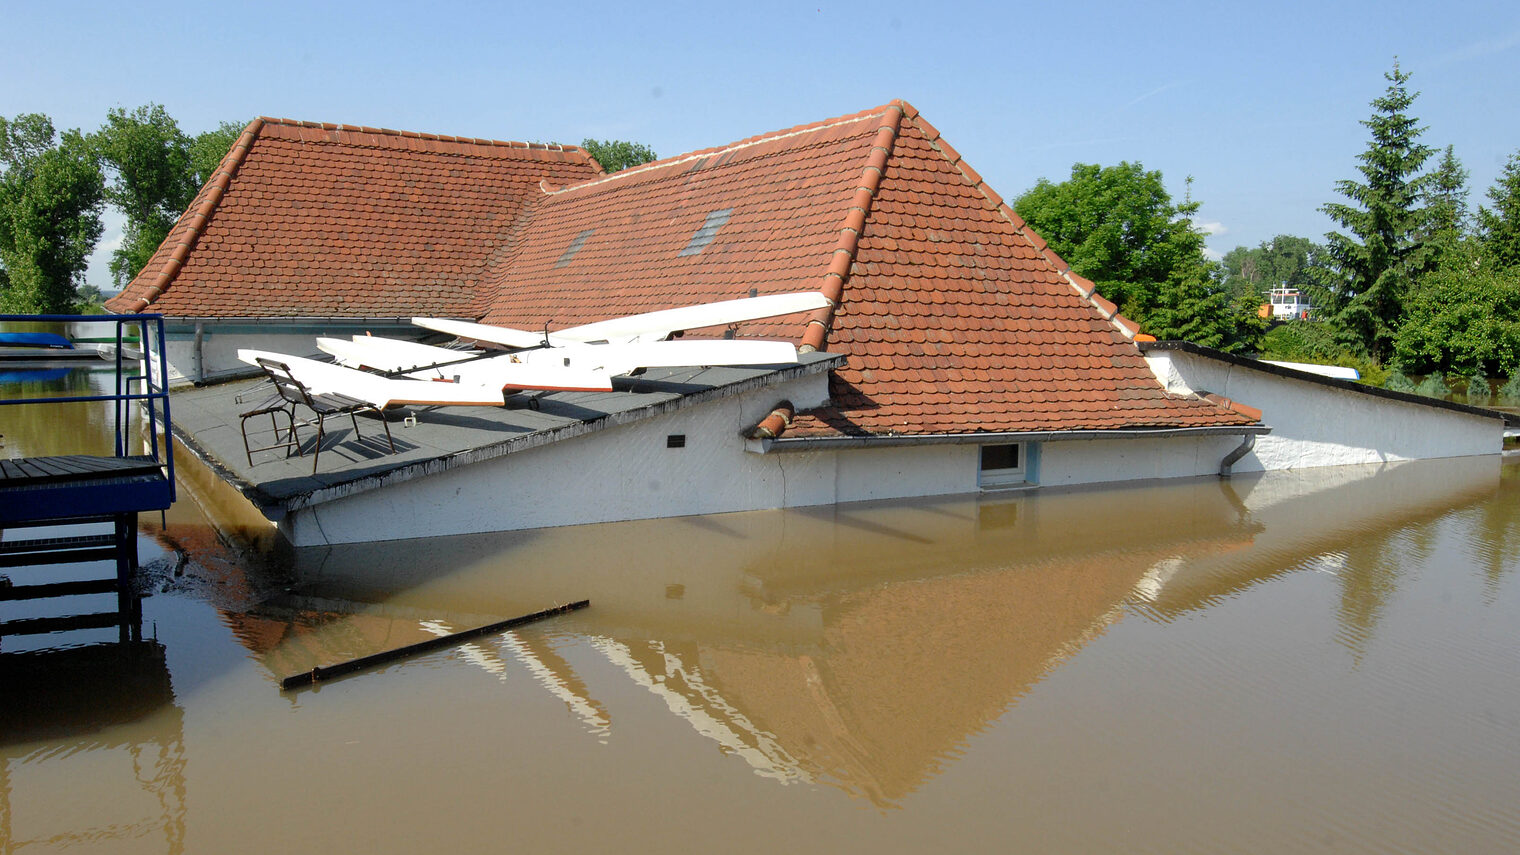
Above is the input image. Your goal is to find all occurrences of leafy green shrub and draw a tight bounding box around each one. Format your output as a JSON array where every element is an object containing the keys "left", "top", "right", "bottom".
[
  {"left": 1384, "top": 370, "right": 1417, "bottom": 393},
  {"left": 1415, "top": 371, "right": 1451, "bottom": 398},
  {"left": 1464, "top": 374, "right": 1493, "bottom": 404},
  {"left": 1500, "top": 373, "right": 1520, "bottom": 403}
]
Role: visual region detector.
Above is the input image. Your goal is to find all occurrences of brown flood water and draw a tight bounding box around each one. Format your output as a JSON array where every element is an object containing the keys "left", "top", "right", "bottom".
[{"left": 4, "top": 365, "right": 1520, "bottom": 853}]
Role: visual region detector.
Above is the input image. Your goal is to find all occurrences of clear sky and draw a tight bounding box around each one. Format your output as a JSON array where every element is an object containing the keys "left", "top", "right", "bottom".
[{"left": 5, "top": 0, "right": 1519, "bottom": 290}]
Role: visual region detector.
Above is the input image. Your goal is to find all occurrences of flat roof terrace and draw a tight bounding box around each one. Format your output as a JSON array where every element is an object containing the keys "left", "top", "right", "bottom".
[{"left": 169, "top": 352, "right": 843, "bottom": 521}]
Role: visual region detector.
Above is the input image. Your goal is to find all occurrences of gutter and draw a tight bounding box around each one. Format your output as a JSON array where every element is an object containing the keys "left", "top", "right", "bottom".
[{"left": 752, "top": 424, "right": 1273, "bottom": 453}]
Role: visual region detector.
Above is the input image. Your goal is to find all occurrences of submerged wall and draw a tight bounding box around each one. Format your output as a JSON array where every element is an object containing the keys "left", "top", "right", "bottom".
[
  {"left": 1144, "top": 346, "right": 1504, "bottom": 471},
  {"left": 278, "top": 363, "right": 1251, "bottom": 545}
]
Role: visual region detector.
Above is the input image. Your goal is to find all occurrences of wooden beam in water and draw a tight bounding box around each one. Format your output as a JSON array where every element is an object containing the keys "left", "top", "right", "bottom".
[{"left": 280, "top": 600, "right": 589, "bottom": 691}]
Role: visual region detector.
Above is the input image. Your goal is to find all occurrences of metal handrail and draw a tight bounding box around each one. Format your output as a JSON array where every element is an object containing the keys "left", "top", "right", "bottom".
[{"left": 0, "top": 313, "right": 176, "bottom": 502}]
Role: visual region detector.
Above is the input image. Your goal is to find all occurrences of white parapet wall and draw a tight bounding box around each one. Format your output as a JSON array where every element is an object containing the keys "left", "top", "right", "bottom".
[
  {"left": 278, "top": 361, "right": 1259, "bottom": 545},
  {"left": 1141, "top": 343, "right": 1505, "bottom": 471}
]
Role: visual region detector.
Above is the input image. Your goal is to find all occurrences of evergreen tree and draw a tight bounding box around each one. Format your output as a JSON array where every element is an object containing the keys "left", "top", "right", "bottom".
[
  {"left": 1320, "top": 62, "right": 1436, "bottom": 362},
  {"left": 1425, "top": 144, "right": 1470, "bottom": 262},
  {"left": 1480, "top": 149, "right": 1520, "bottom": 269}
]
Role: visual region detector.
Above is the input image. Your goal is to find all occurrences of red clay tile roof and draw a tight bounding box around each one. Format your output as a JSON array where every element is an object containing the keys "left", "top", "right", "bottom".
[
  {"left": 475, "top": 105, "right": 894, "bottom": 336},
  {"left": 474, "top": 101, "right": 1254, "bottom": 435},
  {"left": 783, "top": 103, "right": 1254, "bottom": 435},
  {"left": 110, "top": 103, "right": 1253, "bottom": 436},
  {"left": 105, "top": 118, "right": 602, "bottom": 318}
]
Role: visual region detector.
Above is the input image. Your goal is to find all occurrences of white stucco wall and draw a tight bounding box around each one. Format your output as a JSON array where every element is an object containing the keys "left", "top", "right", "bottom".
[
  {"left": 163, "top": 332, "right": 326, "bottom": 384},
  {"left": 158, "top": 323, "right": 424, "bottom": 385},
  {"left": 1144, "top": 348, "right": 1503, "bottom": 471},
  {"left": 279, "top": 366, "right": 1260, "bottom": 545},
  {"left": 1037, "top": 435, "right": 1241, "bottom": 486},
  {"left": 280, "top": 370, "right": 833, "bottom": 545}
]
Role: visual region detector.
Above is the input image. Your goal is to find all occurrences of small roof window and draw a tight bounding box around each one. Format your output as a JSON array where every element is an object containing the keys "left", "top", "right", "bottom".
[
  {"left": 677, "top": 209, "right": 732, "bottom": 257},
  {"left": 555, "top": 229, "right": 595, "bottom": 267}
]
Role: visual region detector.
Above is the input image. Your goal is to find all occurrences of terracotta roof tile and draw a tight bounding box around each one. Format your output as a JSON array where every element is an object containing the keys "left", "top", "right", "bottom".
[
  {"left": 106, "top": 118, "right": 601, "bottom": 318},
  {"left": 111, "top": 102, "right": 1254, "bottom": 438}
]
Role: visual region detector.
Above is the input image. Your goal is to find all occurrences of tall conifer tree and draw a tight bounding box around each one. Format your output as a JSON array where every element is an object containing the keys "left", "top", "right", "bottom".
[
  {"left": 1480, "top": 150, "right": 1520, "bottom": 270},
  {"left": 1320, "top": 62, "right": 1435, "bottom": 362}
]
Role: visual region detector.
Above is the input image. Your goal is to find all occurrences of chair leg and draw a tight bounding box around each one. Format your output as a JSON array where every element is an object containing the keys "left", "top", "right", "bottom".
[
  {"left": 375, "top": 409, "right": 395, "bottom": 453},
  {"left": 312, "top": 413, "right": 326, "bottom": 474},
  {"left": 285, "top": 407, "right": 303, "bottom": 458}
]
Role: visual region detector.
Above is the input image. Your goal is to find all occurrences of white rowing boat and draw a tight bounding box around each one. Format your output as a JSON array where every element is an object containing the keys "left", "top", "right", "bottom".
[
  {"left": 413, "top": 290, "right": 830, "bottom": 348},
  {"left": 324, "top": 335, "right": 797, "bottom": 378},
  {"left": 314, "top": 338, "right": 613, "bottom": 392},
  {"left": 237, "top": 349, "right": 509, "bottom": 408}
]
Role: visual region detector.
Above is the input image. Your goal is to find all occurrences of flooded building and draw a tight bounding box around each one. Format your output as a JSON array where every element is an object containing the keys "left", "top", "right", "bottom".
[{"left": 108, "top": 102, "right": 1513, "bottom": 545}]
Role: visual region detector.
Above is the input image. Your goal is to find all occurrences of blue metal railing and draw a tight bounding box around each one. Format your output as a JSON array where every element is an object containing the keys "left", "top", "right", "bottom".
[{"left": 0, "top": 313, "right": 176, "bottom": 502}]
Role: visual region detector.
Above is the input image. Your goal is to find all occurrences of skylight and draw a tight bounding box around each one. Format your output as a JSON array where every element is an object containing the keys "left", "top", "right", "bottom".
[
  {"left": 555, "top": 229, "right": 594, "bottom": 267},
  {"left": 677, "top": 209, "right": 732, "bottom": 257}
]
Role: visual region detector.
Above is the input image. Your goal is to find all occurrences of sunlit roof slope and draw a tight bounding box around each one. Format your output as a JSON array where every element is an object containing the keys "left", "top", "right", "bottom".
[{"left": 106, "top": 118, "right": 601, "bottom": 318}]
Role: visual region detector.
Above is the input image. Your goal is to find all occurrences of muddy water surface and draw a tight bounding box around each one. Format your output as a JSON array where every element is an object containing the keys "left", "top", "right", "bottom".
[{"left": 4, "top": 366, "right": 1520, "bottom": 853}]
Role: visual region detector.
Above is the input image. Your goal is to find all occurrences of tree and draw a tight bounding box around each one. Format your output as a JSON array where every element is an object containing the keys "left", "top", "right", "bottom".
[
  {"left": 1393, "top": 240, "right": 1520, "bottom": 376},
  {"left": 1015, "top": 163, "right": 1263, "bottom": 352},
  {"left": 0, "top": 113, "right": 104, "bottom": 313},
  {"left": 92, "top": 104, "right": 199, "bottom": 286},
  {"left": 1480, "top": 149, "right": 1520, "bottom": 270},
  {"left": 1221, "top": 234, "right": 1326, "bottom": 302},
  {"left": 1319, "top": 62, "right": 1436, "bottom": 362},
  {"left": 581, "top": 138, "right": 656, "bottom": 174},
  {"left": 1424, "top": 144, "right": 1470, "bottom": 267},
  {"left": 189, "top": 120, "right": 247, "bottom": 188}
]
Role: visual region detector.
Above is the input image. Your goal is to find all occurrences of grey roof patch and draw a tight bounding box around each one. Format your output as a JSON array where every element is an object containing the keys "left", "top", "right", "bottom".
[
  {"left": 555, "top": 229, "right": 594, "bottom": 267},
  {"left": 170, "top": 352, "right": 844, "bottom": 518},
  {"left": 677, "top": 209, "right": 732, "bottom": 257}
]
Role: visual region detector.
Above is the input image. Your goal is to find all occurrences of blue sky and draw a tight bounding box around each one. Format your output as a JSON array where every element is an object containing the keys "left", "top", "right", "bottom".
[{"left": 5, "top": 0, "right": 1519, "bottom": 289}]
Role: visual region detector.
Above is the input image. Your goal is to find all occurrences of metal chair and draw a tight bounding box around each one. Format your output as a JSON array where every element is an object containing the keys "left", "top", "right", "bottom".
[
  {"left": 240, "top": 387, "right": 302, "bottom": 466},
  {"left": 255, "top": 358, "right": 395, "bottom": 474}
]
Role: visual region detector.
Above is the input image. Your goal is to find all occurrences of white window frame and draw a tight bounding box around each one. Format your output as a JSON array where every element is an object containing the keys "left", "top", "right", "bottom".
[{"left": 978, "top": 443, "right": 1028, "bottom": 489}]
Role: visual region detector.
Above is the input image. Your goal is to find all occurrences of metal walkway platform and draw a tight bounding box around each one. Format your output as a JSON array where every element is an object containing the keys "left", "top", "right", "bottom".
[{"left": 0, "top": 314, "right": 176, "bottom": 642}]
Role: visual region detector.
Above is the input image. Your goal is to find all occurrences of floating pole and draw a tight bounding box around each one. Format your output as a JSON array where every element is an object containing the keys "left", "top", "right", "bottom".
[{"left": 280, "top": 599, "right": 588, "bottom": 691}]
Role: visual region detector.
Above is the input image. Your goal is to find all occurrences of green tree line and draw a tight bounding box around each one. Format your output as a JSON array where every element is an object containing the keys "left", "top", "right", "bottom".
[
  {"left": 0, "top": 106, "right": 659, "bottom": 315},
  {"left": 0, "top": 105, "right": 246, "bottom": 313},
  {"left": 1013, "top": 62, "right": 1520, "bottom": 390}
]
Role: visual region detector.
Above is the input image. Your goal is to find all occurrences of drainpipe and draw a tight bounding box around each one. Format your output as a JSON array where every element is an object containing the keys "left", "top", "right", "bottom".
[
  {"left": 192, "top": 322, "right": 205, "bottom": 384},
  {"left": 1219, "top": 433, "right": 1256, "bottom": 478}
]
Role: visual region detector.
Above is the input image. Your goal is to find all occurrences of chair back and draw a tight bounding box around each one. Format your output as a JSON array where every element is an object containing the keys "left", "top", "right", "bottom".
[{"left": 257, "top": 358, "right": 317, "bottom": 408}]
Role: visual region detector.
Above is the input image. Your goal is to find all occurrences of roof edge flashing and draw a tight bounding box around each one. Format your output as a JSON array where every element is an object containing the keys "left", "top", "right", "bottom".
[{"left": 759, "top": 425, "right": 1273, "bottom": 453}]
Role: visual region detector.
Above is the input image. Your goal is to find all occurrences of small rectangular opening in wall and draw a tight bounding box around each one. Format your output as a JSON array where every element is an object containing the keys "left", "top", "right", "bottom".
[
  {"left": 667, "top": 434, "right": 686, "bottom": 449},
  {"left": 980, "top": 442, "right": 1033, "bottom": 489}
]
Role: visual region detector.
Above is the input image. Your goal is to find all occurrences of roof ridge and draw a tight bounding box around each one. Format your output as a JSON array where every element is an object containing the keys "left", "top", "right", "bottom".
[
  {"left": 256, "top": 116, "right": 590, "bottom": 154},
  {"left": 798, "top": 102, "right": 906, "bottom": 353},
  {"left": 896, "top": 104, "right": 1143, "bottom": 341},
  {"left": 118, "top": 117, "right": 265, "bottom": 313},
  {"left": 542, "top": 102, "right": 901, "bottom": 197}
]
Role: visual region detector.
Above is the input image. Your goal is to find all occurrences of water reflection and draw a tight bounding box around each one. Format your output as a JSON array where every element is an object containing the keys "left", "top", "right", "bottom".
[
  {"left": 191, "top": 455, "right": 1506, "bottom": 808},
  {"left": 8, "top": 364, "right": 1520, "bottom": 846},
  {"left": 0, "top": 641, "right": 186, "bottom": 854}
]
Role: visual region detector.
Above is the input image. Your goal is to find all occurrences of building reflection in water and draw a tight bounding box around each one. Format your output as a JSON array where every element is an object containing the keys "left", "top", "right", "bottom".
[
  {"left": 0, "top": 632, "right": 187, "bottom": 852},
  {"left": 199, "top": 454, "right": 1504, "bottom": 809}
]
